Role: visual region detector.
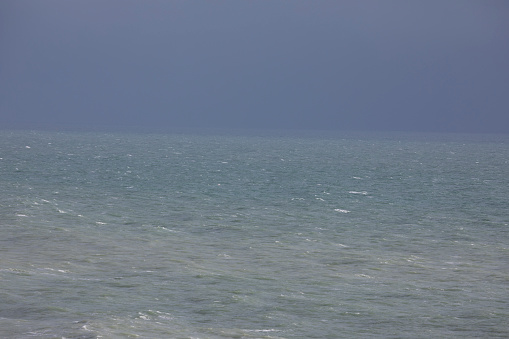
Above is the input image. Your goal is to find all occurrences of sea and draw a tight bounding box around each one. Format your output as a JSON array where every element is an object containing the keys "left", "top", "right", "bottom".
[{"left": 1, "top": 129, "right": 508, "bottom": 338}]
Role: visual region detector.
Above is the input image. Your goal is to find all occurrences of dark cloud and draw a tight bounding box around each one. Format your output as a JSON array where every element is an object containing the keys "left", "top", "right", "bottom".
[{"left": 1, "top": 0, "right": 508, "bottom": 133}]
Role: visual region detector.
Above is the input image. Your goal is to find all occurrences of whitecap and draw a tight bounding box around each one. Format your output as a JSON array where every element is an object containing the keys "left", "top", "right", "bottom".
[
  {"left": 155, "top": 226, "right": 178, "bottom": 232},
  {"left": 334, "top": 209, "right": 350, "bottom": 213},
  {"left": 82, "top": 325, "right": 92, "bottom": 331},
  {"left": 349, "top": 191, "right": 368, "bottom": 195},
  {"left": 153, "top": 310, "right": 173, "bottom": 320},
  {"left": 244, "top": 329, "right": 280, "bottom": 333}
]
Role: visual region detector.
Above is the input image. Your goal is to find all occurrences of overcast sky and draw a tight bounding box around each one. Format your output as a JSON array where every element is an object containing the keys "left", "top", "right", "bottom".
[{"left": 1, "top": 0, "right": 508, "bottom": 133}]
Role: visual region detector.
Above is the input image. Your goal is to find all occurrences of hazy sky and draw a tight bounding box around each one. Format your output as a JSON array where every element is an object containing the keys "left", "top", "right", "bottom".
[{"left": 1, "top": 0, "right": 508, "bottom": 133}]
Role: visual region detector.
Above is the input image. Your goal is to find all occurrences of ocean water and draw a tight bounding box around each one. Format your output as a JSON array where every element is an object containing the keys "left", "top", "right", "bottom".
[{"left": 1, "top": 130, "right": 508, "bottom": 338}]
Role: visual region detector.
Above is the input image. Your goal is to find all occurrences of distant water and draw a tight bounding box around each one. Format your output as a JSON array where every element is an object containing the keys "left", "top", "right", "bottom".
[{"left": 1, "top": 130, "right": 508, "bottom": 338}]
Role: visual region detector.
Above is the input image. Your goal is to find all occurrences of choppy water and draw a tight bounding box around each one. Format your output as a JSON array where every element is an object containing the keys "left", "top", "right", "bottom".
[{"left": 1, "top": 130, "right": 508, "bottom": 338}]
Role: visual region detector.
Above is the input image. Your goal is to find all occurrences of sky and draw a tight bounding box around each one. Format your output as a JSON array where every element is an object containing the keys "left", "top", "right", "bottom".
[{"left": 1, "top": 0, "right": 508, "bottom": 133}]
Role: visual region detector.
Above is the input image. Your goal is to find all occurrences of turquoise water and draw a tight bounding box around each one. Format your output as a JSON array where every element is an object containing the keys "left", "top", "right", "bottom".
[{"left": 1, "top": 130, "right": 508, "bottom": 338}]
